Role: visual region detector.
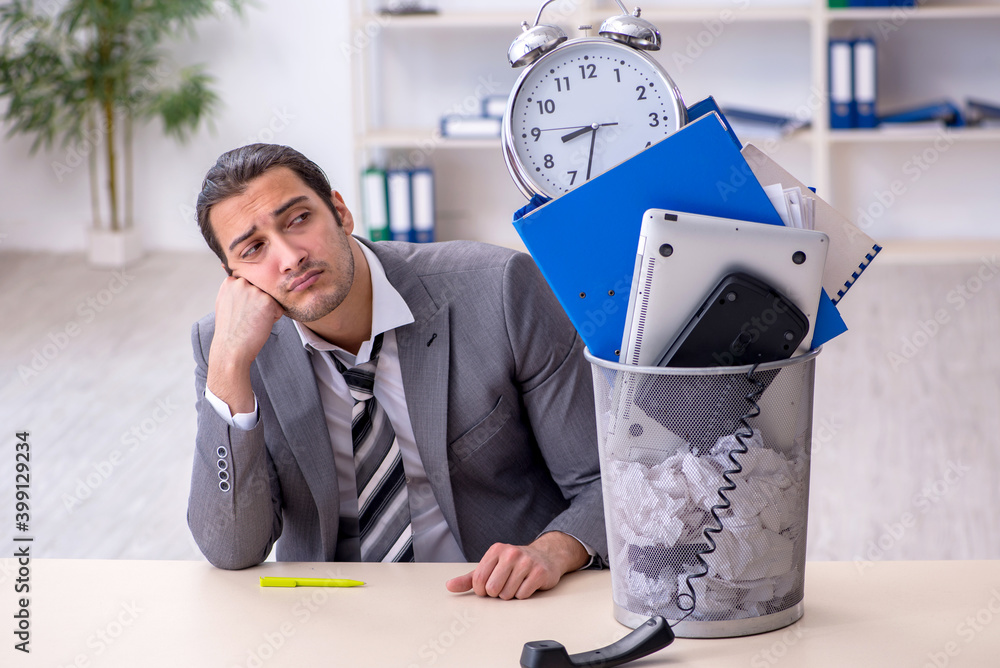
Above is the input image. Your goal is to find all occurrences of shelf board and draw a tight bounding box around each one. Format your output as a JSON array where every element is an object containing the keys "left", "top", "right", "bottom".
[
  {"left": 353, "top": 5, "right": 1000, "bottom": 31},
  {"left": 351, "top": 126, "right": 994, "bottom": 149},
  {"left": 353, "top": 11, "right": 531, "bottom": 30},
  {"left": 622, "top": 6, "right": 813, "bottom": 24},
  {"left": 826, "top": 5, "right": 1000, "bottom": 22},
  {"left": 364, "top": 126, "right": 818, "bottom": 150},
  {"left": 876, "top": 238, "right": 1000, "bottom": 264},
  {"left": 355, "top": 5, "right": 820, "bottom": 30},
  {"left": 828, "top": 126, "right": 1000, "bottom": 143},
  {"left": 735, "top": 128, "right": 815, "bottom": 142},
  {"left": 363, "top": 129, "right": 500, "bottom": 150}
]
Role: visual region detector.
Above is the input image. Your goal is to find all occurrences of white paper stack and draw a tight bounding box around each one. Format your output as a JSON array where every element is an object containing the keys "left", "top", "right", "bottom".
[{"left": 763, "top": 183, "right": 815, "bottom": 230}]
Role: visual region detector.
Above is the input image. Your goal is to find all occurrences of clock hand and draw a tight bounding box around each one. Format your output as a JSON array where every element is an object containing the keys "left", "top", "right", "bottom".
[
  {"left": 561, "top": 126, "right": 595, "bottom": 143},
  {"left": 585, "top": 125, "right": 598, "bottom": 181},
  {"left": 560, "top": 122, "right": 620, "bottom": 143},
  {"left": 530, "top": 124, "right": 593, "bottom": 140}
]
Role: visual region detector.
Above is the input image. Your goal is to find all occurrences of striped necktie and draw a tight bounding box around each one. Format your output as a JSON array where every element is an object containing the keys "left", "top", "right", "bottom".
[{"left": 332, "top": 333, "right": 414, "bottom": 562}]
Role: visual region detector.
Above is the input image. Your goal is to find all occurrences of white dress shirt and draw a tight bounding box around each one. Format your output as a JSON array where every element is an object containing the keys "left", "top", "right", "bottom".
[{"left": 206, "top": 243, "right": 466, "bottom": 562}]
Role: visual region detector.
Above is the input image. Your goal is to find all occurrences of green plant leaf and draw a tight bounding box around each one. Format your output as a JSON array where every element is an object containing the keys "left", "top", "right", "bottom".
[
  {"left": 151, "top": 65, "right": 219, "bottom": 142},
  {"left": 0, "top": 0, "right": 250, "bottom": 229}
]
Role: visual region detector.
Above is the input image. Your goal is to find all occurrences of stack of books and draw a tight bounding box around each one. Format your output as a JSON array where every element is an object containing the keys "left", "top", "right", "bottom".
[{"left": 439, "top": 95, "right": 507, "bottom": 139}]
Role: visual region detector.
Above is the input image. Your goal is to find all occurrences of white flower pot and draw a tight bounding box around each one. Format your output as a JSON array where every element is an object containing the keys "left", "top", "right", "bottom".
[{"left": 88, "top": 228, "right": 143, "bottom": 267}]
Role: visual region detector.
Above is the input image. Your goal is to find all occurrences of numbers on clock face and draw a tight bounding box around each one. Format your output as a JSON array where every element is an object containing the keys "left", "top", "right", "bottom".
[{"left": 510, "top": 42, "right": 682, "bottom": 197}]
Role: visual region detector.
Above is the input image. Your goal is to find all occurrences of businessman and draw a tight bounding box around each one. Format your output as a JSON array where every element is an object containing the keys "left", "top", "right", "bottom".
[{"left": 187, "top": 144, "right": 606, "bottom": 599}]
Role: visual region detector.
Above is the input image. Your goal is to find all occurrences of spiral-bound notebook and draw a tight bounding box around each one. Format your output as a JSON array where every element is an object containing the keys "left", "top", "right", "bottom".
[{"left": 741, "top": 144, "right": 882, "bottom": 302}]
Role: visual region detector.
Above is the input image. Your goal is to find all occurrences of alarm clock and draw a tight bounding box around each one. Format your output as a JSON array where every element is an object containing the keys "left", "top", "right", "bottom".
[{"left": 501, "top": 0, "right": 687, "bottom": 199}]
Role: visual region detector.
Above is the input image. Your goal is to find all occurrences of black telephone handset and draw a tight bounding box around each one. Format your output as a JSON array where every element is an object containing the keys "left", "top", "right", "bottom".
[
  {"left": 656, "top": 271, "right": 809, "bottom": 368},
  {"left": 519, "top": 616, "right": 674, "bottom": 668}
]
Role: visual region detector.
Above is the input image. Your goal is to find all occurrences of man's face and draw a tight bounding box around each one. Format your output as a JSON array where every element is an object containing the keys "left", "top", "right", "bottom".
[{"left": 210, "top": 166, "right": 356, "bottom": 323}]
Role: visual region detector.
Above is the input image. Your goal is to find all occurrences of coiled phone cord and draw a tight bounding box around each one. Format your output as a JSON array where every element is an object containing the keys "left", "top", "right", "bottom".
[{"left": 671, "top": 363, "right": 766, "bottom": 627}]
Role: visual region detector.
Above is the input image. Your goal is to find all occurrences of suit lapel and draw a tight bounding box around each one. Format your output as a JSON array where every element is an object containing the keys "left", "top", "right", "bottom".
[
  {"left": 366, "top": 241, "right": 461, "bottom": 545},
  {"left": 256, "top": 319, "right": 340, "bottom": 530}
]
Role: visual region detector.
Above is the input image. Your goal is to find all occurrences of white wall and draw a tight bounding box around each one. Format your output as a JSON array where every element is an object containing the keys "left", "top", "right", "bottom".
[{"left": 0, "top": 1, "right": 356, "bottom": 254}]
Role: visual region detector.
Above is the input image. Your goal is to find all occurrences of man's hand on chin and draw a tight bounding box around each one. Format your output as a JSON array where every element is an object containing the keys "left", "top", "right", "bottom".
[{"left": 444, "top": 531, "right": 589, "bottom": 600}]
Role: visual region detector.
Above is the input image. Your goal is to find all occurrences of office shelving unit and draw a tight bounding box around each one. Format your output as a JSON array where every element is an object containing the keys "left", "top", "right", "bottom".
[{"left": 349, "top": 1, "right": 1000, "bottom": 244}]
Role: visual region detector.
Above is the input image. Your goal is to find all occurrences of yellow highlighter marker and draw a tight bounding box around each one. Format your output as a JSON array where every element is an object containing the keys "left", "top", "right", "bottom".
[{"left": 259, "top": 577, "right": 365, "bottom": 588}]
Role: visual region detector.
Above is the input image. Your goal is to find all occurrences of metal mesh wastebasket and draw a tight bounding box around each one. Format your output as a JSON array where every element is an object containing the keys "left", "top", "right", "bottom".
[{"left": 586, "top": 348, "right": 819, "bottom": 638}]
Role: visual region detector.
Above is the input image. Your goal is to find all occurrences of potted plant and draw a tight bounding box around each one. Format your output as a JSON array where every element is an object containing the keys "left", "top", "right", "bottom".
[{"left": 0, "top": 0, "right": 245, "bottom": 266}]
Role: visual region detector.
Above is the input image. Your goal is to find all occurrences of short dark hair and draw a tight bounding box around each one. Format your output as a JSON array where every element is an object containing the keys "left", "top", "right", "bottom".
[{"left": 196, "top": 144, "right": 341, "bottom": 268}]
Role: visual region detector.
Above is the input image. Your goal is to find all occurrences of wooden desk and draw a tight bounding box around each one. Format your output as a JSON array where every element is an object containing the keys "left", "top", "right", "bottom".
[{"left": 2, "top": 559, "right": 998, "bottom": 667}]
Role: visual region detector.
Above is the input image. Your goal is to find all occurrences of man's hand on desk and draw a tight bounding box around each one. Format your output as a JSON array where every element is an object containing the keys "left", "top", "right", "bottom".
[{"left": 444, "top": 531, "right": 588, "bottom": 600}]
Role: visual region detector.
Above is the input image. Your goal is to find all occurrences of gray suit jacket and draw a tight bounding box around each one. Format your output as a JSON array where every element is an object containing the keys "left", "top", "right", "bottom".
[{"left": 187, "top": 239, "right": 607, "bottom": 569}]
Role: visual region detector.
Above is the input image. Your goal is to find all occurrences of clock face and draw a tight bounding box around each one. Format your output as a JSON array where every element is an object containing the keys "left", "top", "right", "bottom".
[{"left": 503, "top": 38, "right": 686, "bottom": 199}]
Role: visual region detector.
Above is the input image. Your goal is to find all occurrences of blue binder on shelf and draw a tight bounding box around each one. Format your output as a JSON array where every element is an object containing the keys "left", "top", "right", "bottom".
[
  {"left": 829, "top": 39, "right": 855, "bottom": 129},
  {"left": 853, "top": 38, "right": 877, "bottom": 128},
  {"left": 411, "top": 168, "right": 435, "bottom": 244},
  {"left": 879, "top": 99, "right": 966, "bottom": 127},
  {"left": 967, "top": 98, "right": 1000, "bottom": 126},
  {"left": 512, "top": 112, "right": 786, "bottom": 362},
  {"left": 386, "top": 169, "right": 413, "bottom": 242}
]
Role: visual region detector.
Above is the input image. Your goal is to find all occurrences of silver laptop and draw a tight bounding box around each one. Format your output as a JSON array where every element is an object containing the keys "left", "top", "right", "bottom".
[{"left": 620, "top": 208, "right": 829, "bottom": 367}]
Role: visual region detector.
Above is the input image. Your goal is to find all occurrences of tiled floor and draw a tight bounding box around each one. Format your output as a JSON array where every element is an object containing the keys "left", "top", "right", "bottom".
[{"left": 2, "top": 244, "right": 998, "bottom": 563}]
